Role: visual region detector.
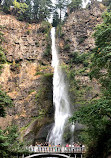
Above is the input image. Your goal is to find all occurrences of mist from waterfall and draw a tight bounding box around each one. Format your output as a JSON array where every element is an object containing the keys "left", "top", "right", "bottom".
[{"left": 48, "top": 27, "right": 74, "bottom": 145}]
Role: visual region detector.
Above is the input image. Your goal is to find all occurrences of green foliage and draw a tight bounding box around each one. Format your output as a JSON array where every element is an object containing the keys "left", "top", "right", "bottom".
[
  {"left": 0, "top": 89, "right": 13, "bottom": 117},
  {"left": 23, "top": 0, "right": 33, "bottom": 22},
  {"left": 32, "top": 0, "right": 53, "bottom": 22},
  {"left": 70, "top": 98, "right": 111, "bottom": 158},
  {"left": 1, "top": 0, "right": 70, "bottom": 24},
  {"left": 4, "top": 125, "right": 25, "bottom": 153},
  {"left": 71, "top": 98, "right": 111, "bottom": 127},
  {"left": 26, "top": 29, "right": 31, "bottom": 35},
  {"left": 2, "top": 0, "right": 13, "bottom": 14},
  {"left": 0, "top": 129, "right": 9, "bottom": 158},
  {"left": 70, "top": 11, "right": 111, "bottom": 158},
  {"left": 0, "top": 32, "right": 4, "bottom": 44},
  {"left": 41, "top": 21, "right": 51, "bottom": 34},
  {"left": 102, "top": 0, "right": 111, "bottom": 7},
  {"left": 52, "top": 11, "right": 60, "bottom": 27},
  {"left": 69, "top": 52, "right": 89, "bottom": 67},
  {"left": 0, "top": 31, "right": 7, "bottom": 74},
  {"left": 56, "top": 24, "right": 62, "bottom": 37},
  {"left": 40, "top": 21, "right": 51, "bottom": 57},
  {"left": 0, "top": 27, "right": 10, "bottom": 118},
  {"left": 63, "top": 44, "right": 70, "bottom": 51},
  {"left": 13, "top": 0, "right": 28, "bottom": 21},
  {"left": 55, "top": 0, "right": 69, "bottom": 21},
  {"left": 43, "top": 43, "right": 51, "bottom": 57},
  {"left": 62, "top": 64, "right": 92, "bottom": 112},
  {"left": 68, "top": 0, "right": 82, "bottom": 12},
  {"left": 35, "top": 73, "right": 53, "bottom": 117},
  {"left": 13, "top": 0, "right": 28, "bottom": 13},
  {"left": 2, "top": 0, "right": 53, "bottom": 23},
  {"left": 90, "top": 11, "right": 111, "bottom": 96},
  {"left": 35, "top": 71, "right": 44, "bottom": 76},
  {"left": 0, "top": 125, "right": 28, "bottom": 158},
  {"left": 0, "top": 49, "right": 7, "bottom": 64}
]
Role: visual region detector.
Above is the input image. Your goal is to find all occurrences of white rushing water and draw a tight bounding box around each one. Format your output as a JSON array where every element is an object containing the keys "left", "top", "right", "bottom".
[{"left": 48, "top": 27, "right": 74, "bottom": 145}]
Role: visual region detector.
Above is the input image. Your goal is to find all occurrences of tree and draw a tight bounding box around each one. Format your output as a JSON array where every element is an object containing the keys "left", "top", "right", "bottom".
[
  {"left": 68, "top": 0, "right": 82, "bottom": 13},
  {"left": 24, "top": 0, "right": 32, "bottom": 22},
  {"left": 2, "top": 0, "right": 13, "bottom": 13},
  {"left": 32, "top": 0, "right": 52, "bottom": 22},
  {"left": 0, "top": 87, "right": 13, "bottom": 157},
  {"left": 0, "top": 89, "right": 13, "bottom": 117},
  {"left": 55, "top": 0, "right": 69, "bottom": 22},
  {"left": 12, "top": 0, "right": 28, "bottom": 21},
  {"left": 0, "top": 125, "right": 27, "bottom": 158},
  {"left": 52, "top": 11, "right": 60, "bottom": 27},
  {"left": 102, "top": 0, "right": 111, "bottom": 7},
  {"left": 0, "top": 129, "right": 9, "bottom": 158},
  {"left": 4, "top": 125, "right": 26, "bottom": 154}
]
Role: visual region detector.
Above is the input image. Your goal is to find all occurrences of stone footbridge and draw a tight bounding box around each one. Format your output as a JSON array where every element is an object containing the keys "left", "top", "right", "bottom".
[{"left": 25, "top": 146, "right": 86, "bottom": 158}]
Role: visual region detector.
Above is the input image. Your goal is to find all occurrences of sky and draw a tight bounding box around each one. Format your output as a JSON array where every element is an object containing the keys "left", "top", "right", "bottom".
[{"left": 82, "top": 0, "right": 102, "bottom": 8}]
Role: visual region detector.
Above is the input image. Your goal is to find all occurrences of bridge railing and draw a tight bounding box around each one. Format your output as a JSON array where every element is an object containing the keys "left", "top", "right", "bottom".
[{"left": 27, "top": 146, "right": 86, "bottom": 154}]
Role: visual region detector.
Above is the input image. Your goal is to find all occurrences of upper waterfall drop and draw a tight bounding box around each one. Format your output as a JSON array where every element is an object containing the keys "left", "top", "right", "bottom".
[
  {"left": 48, "top": 27, "right": 74, "bottom": 145},
  {"left": 51, "top": 28, "right": 59, "bottom": 68}
]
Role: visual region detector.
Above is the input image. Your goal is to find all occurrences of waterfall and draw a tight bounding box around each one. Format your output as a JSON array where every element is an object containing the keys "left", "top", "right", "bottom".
[{"left": 48, "top": 27, "right": 74, "bottom": 145}]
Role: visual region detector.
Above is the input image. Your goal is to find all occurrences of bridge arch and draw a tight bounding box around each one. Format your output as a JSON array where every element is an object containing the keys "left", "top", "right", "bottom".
[{"left": 25, "top": 153, "right": 70, "bottom": 158}]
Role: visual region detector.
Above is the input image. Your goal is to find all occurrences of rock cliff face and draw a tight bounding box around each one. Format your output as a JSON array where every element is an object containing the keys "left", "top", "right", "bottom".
[
  {"left": 60, "top": 2, "right": 105, "bottom": 60},
  {"left": 0, "top": 2, "right": 106, "bottom": 144},
  {"left": 58, "top": 2, "right": 106, "bottom": 138},
  {"left": 0, "top": 13, "right": 53, "bottom": 143}
]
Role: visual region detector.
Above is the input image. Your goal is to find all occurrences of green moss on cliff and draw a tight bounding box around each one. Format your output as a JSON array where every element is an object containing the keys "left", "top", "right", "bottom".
[
  {"left": 0, "top": 28, "right": 7, "bottom": 74},
  {"left": 40, "top": 21, "right": 52, "bottom": 58},
  {"left": 61, "top": 62, "right": 99, "bottom": 110},
  {"left": 35, "top": 73, "right": 53, "bottom": 117}
]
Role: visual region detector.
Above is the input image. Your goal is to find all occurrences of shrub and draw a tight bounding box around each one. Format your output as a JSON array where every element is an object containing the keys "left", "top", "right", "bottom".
[
  {"left": 78, "top": 35, "right": 87, "bottom": 44},
  {"left": 0, "top": 50, "right": 7, "bottom": 64},
  {"left": 70, "top": 51, "right": 89, "bottom": 66},
  {"left": 43, "top": 43, "right": 51, "bottom": 57},
  {"left": 40, "top": 21, "right": 51, "bottom": 34},
  {"left": 26, "top": 30, "right": 31, "bottom": 35},
  {"left": 0, "top": 89, "right": 13, "bottom": 117},
  {"left": 64, "top": 44, "right": 70, "bottom": 51}
]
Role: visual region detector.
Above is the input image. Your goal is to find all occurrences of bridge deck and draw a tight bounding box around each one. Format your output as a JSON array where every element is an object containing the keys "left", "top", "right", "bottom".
[{"left": 27, "top": 146, "right": 85, "bottom": 154}]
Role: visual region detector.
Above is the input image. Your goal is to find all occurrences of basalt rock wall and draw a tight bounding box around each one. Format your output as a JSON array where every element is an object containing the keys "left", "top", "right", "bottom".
[
  {"left": 0, "top": 13, "right": 53, "bottom": 144},
  {"left": 58, "top": 2, "right": 106, "bottom": 138}
]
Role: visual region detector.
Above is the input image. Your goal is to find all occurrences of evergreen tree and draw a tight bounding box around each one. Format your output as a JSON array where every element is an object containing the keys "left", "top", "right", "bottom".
[
  {"left": 33, "top": 0, "right": 52, "bottom": 22},
  {"left": 13, "top": 0, "right": 28, "bottom": 21},
  {"left": 0, "top": 89, "right": 13, "bottom": 117},
  {"left": 68, "top": 0, "right": 82, "bottom": 13},
  {"left": 55, "top": 0, "right": 69, "bottom": 22},
  {"left": 4, "top": 125, "right": 25, "bottom": 154},
  {"left": 0, "top": 129, "right": 9, "bottom": 158},
  {"left": 52, "top": 11, "right": 60, "bottom": 27},
  {"left": 2, "top": 0, "right": 13, "bottom": 13},
  {"left": 102, "top": 0, "right": 110, "bottom": 6},
  {"left": 24, "top": 0, "right": 32, "bottom": 22}
]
